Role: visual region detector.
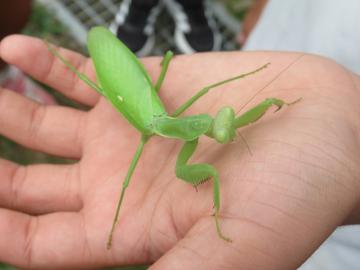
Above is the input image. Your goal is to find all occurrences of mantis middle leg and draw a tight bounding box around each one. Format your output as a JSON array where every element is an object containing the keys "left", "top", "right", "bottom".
[
  {"left": 175, "top": 138, "right": 231, "bottom": 242},
  {"left": 154, "top": 50, "right": 174, "bottom": 92},
  {"left": 172, "top": 63, "right": 270, "bottom": 117}
]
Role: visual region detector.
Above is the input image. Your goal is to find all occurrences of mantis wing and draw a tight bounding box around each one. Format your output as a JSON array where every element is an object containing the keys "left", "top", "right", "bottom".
[{"left": 88, "top": 26, "right": 166, "bottom": 135}]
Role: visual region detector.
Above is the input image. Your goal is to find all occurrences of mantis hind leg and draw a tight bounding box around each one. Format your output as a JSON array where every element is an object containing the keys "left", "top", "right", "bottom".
[
  {"left": 175, "top": 139, "right": 231, "bottom": 242},
  {"left": 44, "top": 40, "right": 104, "bottom": 96},
  {"left": 107, "top": 136, "right": 148, "bottom": 249}
]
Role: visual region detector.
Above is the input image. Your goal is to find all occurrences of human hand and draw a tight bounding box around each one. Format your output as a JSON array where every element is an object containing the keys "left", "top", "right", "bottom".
[{"left": 0, "top": 35, "right": 360, "bottom": 270}]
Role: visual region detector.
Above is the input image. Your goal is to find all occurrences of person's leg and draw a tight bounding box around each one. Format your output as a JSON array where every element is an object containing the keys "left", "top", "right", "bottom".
[
  {"left": 237, "top": 0, "right": 268, "bottom": 45},
  {"left": 109, "top": 0, "right": 161, "bottom": 56},
  {"left": 164, "top": 0, "right": 222, "bottom": 53},
  {"left": 131, "top": 0, "right": 159, "bottom": 8},
  {"left": 177, "top": 0, "right": 202, "bottom": 7}
]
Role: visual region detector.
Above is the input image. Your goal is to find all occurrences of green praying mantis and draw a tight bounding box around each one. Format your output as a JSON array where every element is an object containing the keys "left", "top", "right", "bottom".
[{"left": 47, "top": 26, "right": 300, "bottom": 249}]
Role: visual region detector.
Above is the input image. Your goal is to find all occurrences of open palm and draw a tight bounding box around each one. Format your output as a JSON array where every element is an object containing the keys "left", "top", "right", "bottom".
[{"left": 0, "top": 35, "right": 360, "bottom": 270}]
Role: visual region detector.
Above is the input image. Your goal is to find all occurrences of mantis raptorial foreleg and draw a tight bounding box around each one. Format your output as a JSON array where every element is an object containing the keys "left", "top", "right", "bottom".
[
  {"left": 154, "top": 51, "right": 174, "bottom": 92},
  {"left": 172, "top": 63, "right": 270, "bottom": 117},
  {"left": 206, "top": 98, "right": 301, "bottom": 144},
  {"left": 233, "top": 98, "right": 301, "bottom": 129},
  {"left": 175, "top": 138, "right": 231, "bottom": 242}
]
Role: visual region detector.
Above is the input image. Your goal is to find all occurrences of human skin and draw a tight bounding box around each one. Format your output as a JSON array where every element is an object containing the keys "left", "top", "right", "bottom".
[
  {"left": 238, "top": 0, "right": 268, "bottom": 44},
  {"left": 0, "top": 35, "right": 360, "bottom": 269}
]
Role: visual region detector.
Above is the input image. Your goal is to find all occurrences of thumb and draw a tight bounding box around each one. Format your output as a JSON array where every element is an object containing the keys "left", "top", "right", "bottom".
[
  {"left": 148, "top": 213, "right": 331, "bottom": 270},
  {"left": 147, "top": 218, "right": 288, "bottom": 270}
]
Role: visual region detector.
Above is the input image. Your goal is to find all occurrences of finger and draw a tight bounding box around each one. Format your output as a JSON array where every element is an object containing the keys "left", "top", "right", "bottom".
[
  {"left": 0, "top": 35, "right": 100, "bottom": 106},
  {"left": 149, "top": 220, "right": 241, "bottom": 270},
  {"left": 0, "top": 210, "right": 105, "bottom": 269},
  {"left": 0, "top": 88, "right": 85, "bottom": 158},
  {"left": 0, "top": 159, "right": 82, "bottom": 214}
]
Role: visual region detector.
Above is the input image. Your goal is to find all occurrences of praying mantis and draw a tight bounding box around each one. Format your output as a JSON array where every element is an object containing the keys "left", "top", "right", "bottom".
[{"left": 47, "top": 26, "right": 299, "bottom": 249}]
